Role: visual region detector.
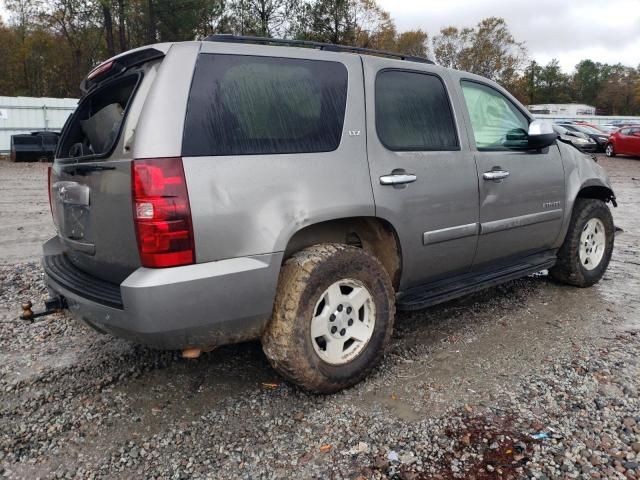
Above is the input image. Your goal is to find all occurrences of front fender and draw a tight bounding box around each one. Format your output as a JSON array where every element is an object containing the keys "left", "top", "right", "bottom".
[{"left": 554, "top": 142, "right": 616, "bottom": 248}]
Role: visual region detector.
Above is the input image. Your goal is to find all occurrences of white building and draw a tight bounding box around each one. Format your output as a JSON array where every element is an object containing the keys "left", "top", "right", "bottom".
[
  {"left": 528, "top": 104, "right": 596, "bottom": 116},
  {"left": 0, "top": 96, "right": 78, "bottom": 153}
]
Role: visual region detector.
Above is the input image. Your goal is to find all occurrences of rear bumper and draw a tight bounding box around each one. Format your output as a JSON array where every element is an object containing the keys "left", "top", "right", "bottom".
[{"left": 43, "top": 237, "right": 282, "bottom": 349}]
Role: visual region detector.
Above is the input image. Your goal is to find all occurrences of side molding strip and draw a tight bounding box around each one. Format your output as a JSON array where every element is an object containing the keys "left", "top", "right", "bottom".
[
  {"left": 480, "top": 209, "right": 563, "bottom": 235},
  {"left": 423, "top": 223, "right": 479, "bottom": 245}
]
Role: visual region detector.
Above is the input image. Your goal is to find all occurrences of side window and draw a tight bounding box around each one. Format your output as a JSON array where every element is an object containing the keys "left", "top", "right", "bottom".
[
  {"left": 619, "top": 128, "right": 630, "bottom": 135},
  {"left": 461, "top": 81, "right": 529, "bottom": 150},
  {"left": 183, "top": 54, "right": 348, "bottom": 157},
  {"left": 375, "top": 70, "right": 459, "bottom": 151}
]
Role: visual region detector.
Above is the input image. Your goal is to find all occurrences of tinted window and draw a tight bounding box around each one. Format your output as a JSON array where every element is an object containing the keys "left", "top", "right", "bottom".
[
  {"left": 620, "top": 128, "right": 631, "bottom": 135},
  {"left": 461, "top": 81, "right": 529, "bottom": 150},
  {"left": 375, "top": 70, "right": 458, "bottom": 151},
  {"left": 183, "top": 54, "right": 348, "bottom": 156}
]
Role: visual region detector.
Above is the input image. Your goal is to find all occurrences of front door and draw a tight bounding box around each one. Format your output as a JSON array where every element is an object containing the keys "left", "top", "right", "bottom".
[
  {"left": 363, "top": 58, "right": 479, "bottom": 290},
  {"left": 459, "top": 80, "right": 565, "bottom": 268}
]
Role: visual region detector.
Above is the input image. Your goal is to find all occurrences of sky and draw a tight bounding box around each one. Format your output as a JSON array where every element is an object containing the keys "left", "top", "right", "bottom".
[
  {"left": 378, "top": 0, "right": 640, "bottom": 72},
  {"left": 1, "top": 0, "right": 639, "bottom": 73}
]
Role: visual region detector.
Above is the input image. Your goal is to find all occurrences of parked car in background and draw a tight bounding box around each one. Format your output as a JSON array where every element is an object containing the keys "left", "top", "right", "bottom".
[
  {"left": 557, "top": 123, "right": 609, "bottom": 152},
  {"left": 553, "top": 125, "right": 598, "bottom": 152},
  {"left": 610, "top": 121, "right": 640, "bottom": 129},
  {"left": 599, "top": 124, "right": 620, "bottom": 133},
  {"left": 10, "top": 131, "right": 60, "bottom": 162},
  {"left": 570, "top": 122, "right": 613, "bottom": 134},
  {"left": 605, "top": 127, "right": 640, "bottom": 158}
]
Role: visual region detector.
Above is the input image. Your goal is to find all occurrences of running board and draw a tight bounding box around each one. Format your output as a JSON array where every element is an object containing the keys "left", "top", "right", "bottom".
[{"left": 396, "top": 252, "right": 557, "bottom": 311}]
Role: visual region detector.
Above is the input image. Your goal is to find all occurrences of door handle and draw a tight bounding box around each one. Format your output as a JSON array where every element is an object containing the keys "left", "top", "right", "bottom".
[
  {"left": 483, "top": 170, "right": 510, "bottom": 181},
  {"left": 380, "top": 173, "right": 417, "bottom": 185}
]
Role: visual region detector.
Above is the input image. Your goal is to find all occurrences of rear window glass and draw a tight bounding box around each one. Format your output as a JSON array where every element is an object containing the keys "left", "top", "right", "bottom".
[
  {"left": 57, "top": 75, "right": 139, "bottom": 160},
  {"left": 375, "top": 70, "right": 458, "bottom": 151},
  {"left": 183, "top": 54, "right": 348, "bottom": 157}
]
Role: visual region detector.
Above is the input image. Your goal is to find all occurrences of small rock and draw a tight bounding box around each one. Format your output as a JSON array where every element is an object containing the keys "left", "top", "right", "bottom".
[
  {"left": 530, "top": 420, "right": 545, "bottom": 431},
  {"left": 374, "top": 455, "right": 389, "bottom": 470},
  {"left": 357, "top": 442, "right": 369, "bottom": 454},
  {"left": 399, "top": 453, "right": 417, "bottom": 465}
]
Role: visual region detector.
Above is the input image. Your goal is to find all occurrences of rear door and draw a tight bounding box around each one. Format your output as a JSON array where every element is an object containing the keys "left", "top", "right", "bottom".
[
  {"left": 457, "top": 78, "right": 565, "bottom": 268},
  {"left": 363, "top": 57, "right": 479, "bottom": 290}
]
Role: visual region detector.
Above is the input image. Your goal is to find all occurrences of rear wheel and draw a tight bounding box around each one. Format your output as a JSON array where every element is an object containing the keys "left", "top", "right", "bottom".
[
  {"left": 605, "top": 143, "right": 615, "bottom": 157},
  {"left": 262, "top": 244, "right": 395, "bottom": 393},
  {"left": 550, "top": 198, "right": 614, "bottom": 287}
]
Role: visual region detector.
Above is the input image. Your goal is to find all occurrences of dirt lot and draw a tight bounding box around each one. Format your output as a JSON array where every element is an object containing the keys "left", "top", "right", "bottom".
[{"left": 0, "top": 156, "right": 639, "bottom": 479}]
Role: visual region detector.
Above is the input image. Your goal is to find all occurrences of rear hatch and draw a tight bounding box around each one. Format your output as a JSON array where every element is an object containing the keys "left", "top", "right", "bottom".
[{"left": 50, "top": 48, "right": 165, "bottom": 284}]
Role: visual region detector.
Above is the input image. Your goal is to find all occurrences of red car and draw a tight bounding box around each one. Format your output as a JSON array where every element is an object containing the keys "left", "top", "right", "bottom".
[{"left": 606, "top": 127, "right": 640, "bottom": 157}]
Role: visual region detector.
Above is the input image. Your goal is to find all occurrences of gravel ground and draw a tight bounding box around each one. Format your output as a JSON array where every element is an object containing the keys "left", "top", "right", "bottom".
[{"left": 0, "top": 156, "right": 639, "bottom": 479}]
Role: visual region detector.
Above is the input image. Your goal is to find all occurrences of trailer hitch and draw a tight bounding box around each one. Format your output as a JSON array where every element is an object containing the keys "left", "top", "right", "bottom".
[{"left": 20, "top": 297, "right": 67, "bottom": 322}]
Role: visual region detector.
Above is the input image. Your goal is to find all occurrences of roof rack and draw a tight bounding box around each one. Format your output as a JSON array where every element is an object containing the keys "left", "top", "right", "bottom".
[{"left": 204, "top": 34, "right": 435, "bottom": 65}]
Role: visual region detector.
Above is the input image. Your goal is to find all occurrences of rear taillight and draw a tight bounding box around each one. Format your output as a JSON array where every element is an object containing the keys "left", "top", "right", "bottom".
[{"left": 131, "top": 157, "right": 195, "bottom": 268}]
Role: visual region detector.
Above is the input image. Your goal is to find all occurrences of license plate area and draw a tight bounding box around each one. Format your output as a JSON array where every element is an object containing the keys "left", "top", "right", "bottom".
[{"left": 52, "top": 181, "right": 94, "bottom": 246}]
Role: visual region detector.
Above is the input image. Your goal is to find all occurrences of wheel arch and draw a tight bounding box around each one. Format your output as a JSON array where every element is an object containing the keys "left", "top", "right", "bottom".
[
  {"left": 577, "top": 183, "right": 617, "bottom": 207},
  {"left": 282, "top": 217, "right": 402, "bottom": 290}
]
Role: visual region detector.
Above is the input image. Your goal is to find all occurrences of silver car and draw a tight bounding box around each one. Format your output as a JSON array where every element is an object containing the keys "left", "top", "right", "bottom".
[{"left": 41, "top": 36, "right": 616, "bottom": 392}]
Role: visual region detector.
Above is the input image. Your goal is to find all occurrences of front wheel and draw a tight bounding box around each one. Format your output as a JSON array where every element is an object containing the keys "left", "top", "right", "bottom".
[
  {"left": 550, "top": 198, "right": 614, "bottom": 287},
  {"left": 262, "top": 244, "right": 395, "bottom": 393},
  {"left": 605, "top": 143, "right": 615, "bottom": 157}
]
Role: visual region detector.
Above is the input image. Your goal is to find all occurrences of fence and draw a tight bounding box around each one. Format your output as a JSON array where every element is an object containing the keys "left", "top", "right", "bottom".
[
  {"left": 0, "top": 96, "right": 78, "bottom": 154},
  {"left": 532, "top": 114, "right": 640, "bottom": 127}
]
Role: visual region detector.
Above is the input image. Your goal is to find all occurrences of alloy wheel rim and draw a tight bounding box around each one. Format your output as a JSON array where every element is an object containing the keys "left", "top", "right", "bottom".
[
  {"left": 310, "top": 279, "right": 375, "bottom": 365},
  {"left": 579, "top": 218, "right": 606, "bottom": 271},
  {"left": 606, "top": 144, "right": 613, "bottom": 156}
]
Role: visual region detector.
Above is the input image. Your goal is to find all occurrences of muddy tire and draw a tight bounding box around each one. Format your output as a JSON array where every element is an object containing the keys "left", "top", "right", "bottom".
[
  {"left": 550, "top": 198, "right": 614, "bottom": 287},
  {"left": 262, "top": 244, "right": 395, "bottom": 393}
]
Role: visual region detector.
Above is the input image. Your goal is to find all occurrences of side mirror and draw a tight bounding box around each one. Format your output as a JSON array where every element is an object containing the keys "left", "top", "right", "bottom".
[{"left": 527, "top": 120, "right": 558, "bottom": 149}]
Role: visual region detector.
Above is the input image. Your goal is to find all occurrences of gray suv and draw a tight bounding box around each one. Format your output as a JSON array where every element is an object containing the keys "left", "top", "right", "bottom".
[{"left": 42, "top": 36, "right": 616, "bottom": 393}]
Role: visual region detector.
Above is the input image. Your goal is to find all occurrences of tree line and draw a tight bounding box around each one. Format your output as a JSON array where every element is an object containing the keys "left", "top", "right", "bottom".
[{"left": 1, "top": 0, "right": 639, "bottom": 115}]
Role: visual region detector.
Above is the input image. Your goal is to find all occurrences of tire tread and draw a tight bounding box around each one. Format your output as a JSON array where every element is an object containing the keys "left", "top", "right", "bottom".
[
  {"left": 550, "top": 198, "right": 614, "bottom": 287},
  {"left": 262, "top": 244, "right": 395, "bottom": 393}
]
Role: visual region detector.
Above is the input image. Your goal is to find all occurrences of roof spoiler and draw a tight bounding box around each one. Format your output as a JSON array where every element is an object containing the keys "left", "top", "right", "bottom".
[{"left": 80, "top": 46, "right": 168, "bottom": 95}]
